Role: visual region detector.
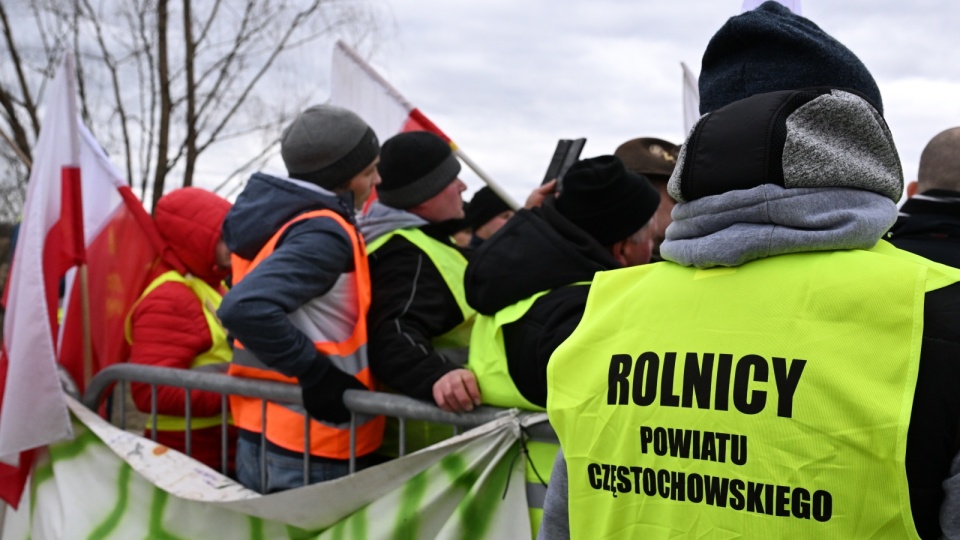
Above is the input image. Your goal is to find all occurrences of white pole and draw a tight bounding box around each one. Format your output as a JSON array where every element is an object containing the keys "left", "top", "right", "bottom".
[{"left": 454, "top": 148, "right": 519, "bottom": 210}]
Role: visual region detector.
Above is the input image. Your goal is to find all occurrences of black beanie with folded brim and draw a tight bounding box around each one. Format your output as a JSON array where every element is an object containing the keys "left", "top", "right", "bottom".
[
  {"left": 465, "top": 186, "right": 511, "bottom": 230},
  {"left": 699, "top": 1, "right": 883, "bottom": 115},
  {"left": 377, "top": 131, "right": 461, "bottom": 209},
  {"left": 555, "top": 155, "right": 660, "bottom": 246}
]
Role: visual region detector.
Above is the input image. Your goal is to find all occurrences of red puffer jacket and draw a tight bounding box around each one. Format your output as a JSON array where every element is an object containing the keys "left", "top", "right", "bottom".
[{"left": 128, "top": 187, "right": 234, "bottom": 471}]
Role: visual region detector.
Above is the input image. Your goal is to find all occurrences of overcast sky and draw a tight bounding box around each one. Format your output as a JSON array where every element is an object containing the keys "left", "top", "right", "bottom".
[{"left": 209, "top": 0, "right": 960, "bottom": 205}]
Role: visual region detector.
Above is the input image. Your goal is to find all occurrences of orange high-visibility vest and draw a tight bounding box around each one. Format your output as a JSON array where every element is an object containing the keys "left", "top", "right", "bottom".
[{"left": 228, "top": 209, "right": 384, "bottom": 459}]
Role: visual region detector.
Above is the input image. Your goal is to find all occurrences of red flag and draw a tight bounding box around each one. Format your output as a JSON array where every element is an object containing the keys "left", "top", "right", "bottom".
[{"left": 0, "top": 55, "right": 175, "bottom": 508}]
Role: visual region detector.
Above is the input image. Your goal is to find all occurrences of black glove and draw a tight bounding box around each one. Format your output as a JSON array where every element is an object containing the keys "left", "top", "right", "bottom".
[{"left": 300, "top": 366, "right": 367, "bottom": 424}]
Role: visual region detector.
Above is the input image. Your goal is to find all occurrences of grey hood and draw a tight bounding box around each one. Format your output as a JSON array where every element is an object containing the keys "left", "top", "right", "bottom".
[
  {"left": 357, "top": 200, "right": 428, "bottom": 244},
  {"left": 661, "top": 88, "right": 902, "bottom": 268}
]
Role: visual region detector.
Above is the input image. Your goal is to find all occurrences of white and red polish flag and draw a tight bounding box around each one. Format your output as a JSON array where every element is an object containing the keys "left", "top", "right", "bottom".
[
  {"left": 329, "top": 40, "right": 517, "bottom": 211},
  {"left": 0, "top": 55, "right": 174, "bottom": 507}
]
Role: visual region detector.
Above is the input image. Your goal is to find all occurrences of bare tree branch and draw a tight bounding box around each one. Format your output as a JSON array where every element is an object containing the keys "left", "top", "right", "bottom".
[
  {"left": 0, "top": 1, "right": 40, "bottom": 136},
  {"left": 152, "top": 0, "right": 171, "bottom": 210},
  {"left": 0, "top": 123, "right": 32, "bottom": 168},
  {"left": 79, "top": 0, "right": 135, "bottom": 187},
  {"left": 195, "top": 0, "right": 324, "bottom": 155}
]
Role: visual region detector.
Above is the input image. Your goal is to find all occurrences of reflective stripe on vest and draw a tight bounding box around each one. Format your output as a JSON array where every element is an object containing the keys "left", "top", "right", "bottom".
[
  {"left": 228, "top": 209, "right": 384, "bottom": 459},
  {"left": 468, "top": 282, "right": 590, "bottom": 412},
  {"left": 125, "top": 270, "right": 232, "bottom": 431},
  {"left": 367, "top": 227, "right": 475, "bottom": 347},
  {"left": 548, "top": 242, "right": 960, "bottom": 539}
]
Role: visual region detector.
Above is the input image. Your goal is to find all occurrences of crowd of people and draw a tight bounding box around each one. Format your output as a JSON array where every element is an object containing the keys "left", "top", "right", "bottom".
[{"left": 124, "top": 2, "right": 960, "bottom": 538}]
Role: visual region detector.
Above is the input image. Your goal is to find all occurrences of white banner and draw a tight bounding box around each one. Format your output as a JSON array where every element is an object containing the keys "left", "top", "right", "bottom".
[{"left": 3, "top": 397, "right": 536, "bottom": 539}]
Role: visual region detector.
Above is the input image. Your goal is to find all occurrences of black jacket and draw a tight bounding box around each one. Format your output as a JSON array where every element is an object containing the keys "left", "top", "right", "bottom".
[
  {"left": 364, "top": 210, "right": 470, "bottom": 402},
  {"left": 886, "top": 190, "right": 960, "bottom": 536},
  {"left": 465, "top": 199, "right": 622, "bottom": 408},
  {"left": 888, "top": 189, "right": 960, "bottom": 268}
]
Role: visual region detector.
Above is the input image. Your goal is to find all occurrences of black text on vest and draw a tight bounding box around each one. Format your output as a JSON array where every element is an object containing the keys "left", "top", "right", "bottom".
[{"left": 607, "top": 352, "right": 806, "bottom": 418}]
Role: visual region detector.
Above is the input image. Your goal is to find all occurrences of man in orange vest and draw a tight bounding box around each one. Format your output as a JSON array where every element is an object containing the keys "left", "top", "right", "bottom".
[{"left": 218, "top": 104, "right": 384, "bottom": 492}]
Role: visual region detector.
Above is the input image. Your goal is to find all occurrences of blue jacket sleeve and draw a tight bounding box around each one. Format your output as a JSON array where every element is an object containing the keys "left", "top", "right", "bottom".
[{"left": 218, "top": 216, "right": 353, "bottom": 386}]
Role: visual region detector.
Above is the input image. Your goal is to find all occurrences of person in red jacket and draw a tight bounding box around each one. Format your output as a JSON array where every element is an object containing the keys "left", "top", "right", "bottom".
[{"left": 126, "top": 187, "right": 235, "bottom": 473}]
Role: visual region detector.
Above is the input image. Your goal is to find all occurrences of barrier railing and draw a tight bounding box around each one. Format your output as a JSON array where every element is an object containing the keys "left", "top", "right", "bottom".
[{"left": 80, "top": 363, "right": 550, "bottom": 493}]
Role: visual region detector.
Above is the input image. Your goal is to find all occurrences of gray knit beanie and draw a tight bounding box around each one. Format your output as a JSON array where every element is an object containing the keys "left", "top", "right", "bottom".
[
  {"left": 699, "top": 1, "right": 883, "bottom": 115},
  {"left": 280, "top": 105, "right": 379, "bottom": 190}
]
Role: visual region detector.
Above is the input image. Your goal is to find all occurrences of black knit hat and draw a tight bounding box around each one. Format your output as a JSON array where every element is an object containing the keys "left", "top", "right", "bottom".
[
  {"left": 555, "top": 156, "right": 660, "bottom": 246},
  {"left": 699, "top": 1, "right": 883, "bottom": 115},
  {"left": 377, "top": 131, "right": 461, "bottom": 209},
  {"left": 280, "top": 105, "right": 380, "bottom": 190},
  {"left": 464, "top": 186, "right": 511, "bottom": 229}
]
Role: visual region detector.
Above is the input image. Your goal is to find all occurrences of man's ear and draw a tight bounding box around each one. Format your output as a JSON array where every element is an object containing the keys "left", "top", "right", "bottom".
[
  {"left": 906, "top": 181, "right": 919, "bottom": 199},
  {"left": 610, "top": 240, "right": 628, "bottom": 267}
]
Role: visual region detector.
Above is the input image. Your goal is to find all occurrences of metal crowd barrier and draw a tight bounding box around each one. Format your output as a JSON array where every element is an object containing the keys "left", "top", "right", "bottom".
[{"left": 80, "top": 364, "right": 552, "bottom": 493}]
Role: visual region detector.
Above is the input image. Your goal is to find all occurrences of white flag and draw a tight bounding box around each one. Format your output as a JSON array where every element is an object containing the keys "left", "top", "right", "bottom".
[{"left": 681, "top": 62, "right": 701, "bottom": 136}]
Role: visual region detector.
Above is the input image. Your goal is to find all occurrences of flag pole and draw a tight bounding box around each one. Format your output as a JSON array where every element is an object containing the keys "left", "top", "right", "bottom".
[
  {"left": 62, "top": 53, "right": 94, "bottom": 389},
  {"left": 334, "top": 41, "right": 520, "bottom": 210},
  {"left": 452, "top": 148, "right": 518, "bottom": 210}
]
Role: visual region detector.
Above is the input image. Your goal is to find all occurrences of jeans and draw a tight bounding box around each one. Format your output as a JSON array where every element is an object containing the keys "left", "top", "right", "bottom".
[{"left": 236, "top": 437, "right": 353, "bottom": 493}]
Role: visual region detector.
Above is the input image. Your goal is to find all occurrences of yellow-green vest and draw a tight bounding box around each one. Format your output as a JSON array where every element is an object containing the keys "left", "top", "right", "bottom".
[
  {"left": 468, "top": 282, "right": 591, "bottom": 411},
  {"left": 469, "top": 292, "right": 548, "bottom": 412},
  {"left": 368, "top": 227, "right": 477, "bottom": 455},
  {"left": 126, "top": 270, "right": 232, "bottom": 431},
  {"left": 367, "top": 227, "right": 476, "bottom": 346},
  {"left": 548, "top": 242, "right": 960, "bottom": 539},
  {"left": 469, "top": 291, "right": 548, "bottom": 537}
]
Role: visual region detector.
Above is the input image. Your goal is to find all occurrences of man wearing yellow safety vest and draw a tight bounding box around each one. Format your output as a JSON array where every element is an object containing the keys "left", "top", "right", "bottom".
[
  {"left": 127, "top": 187, "right": 234, "bottom": 473},
  {"left": 464, "top": 155, "right": 659, "bottom": 537},
  {"left": 359, "top": 131, "right": 479, "bottom": 418},
  {"left": 218, "top": 105, "right": 384, "bottom": 492},
  {"left": 541, "top": 3, "right": 960, "bottom": 539}
]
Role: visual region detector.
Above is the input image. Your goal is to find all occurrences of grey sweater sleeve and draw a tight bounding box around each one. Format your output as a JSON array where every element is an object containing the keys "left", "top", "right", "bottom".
[
  {"left": 940, "top": 452, "right": 960, "bottom": 539},
  {"left": 538, "top": 447, "right": 570, "bottom": 540}
]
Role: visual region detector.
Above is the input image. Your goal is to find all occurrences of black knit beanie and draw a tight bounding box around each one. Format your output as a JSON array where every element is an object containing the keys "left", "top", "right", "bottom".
[
  {"left": 699, "top": 1, "right": 882, "bottom": 115},
  {"left": 464, "top": 186, "right": 511, "bottom": 229},
  {"left": 280, "top": 105, "right": 380, "bottom": 190},
  {"left": 377, "top": 131, "right": 461, "bottom": 209},
  {"left": 555, "top": 156, "right": 660, "bottom": 246}
]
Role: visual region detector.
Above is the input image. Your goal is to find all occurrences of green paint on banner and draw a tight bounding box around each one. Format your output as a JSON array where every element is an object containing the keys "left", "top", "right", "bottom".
[
  {"left": 351, "top": 505, "right": 368, "bottom": 540},
  {"left": 323, "top": 504, "right": 367, "bottom": 540},
  {"left": 285, "top": 524, "right": 323, "bottom": 539},
  {"left": 248, "top": 515, "right": 265, "bottom": 540},
  {"left": 47, "top": 428, "right": 98, "bottom": 462},
  {"left": 327, "top": 515, "right": 345, "bottom": 540},
  {"left": 147, "top": 488, "right": 187, "bottom": 540},
  {"left": 392, "top": 468, "right": 428, "bottom": 540},
  {"left": 446, "top": 443, "right": 521, "bottom": 540},
  {"left": 87, "top": 464, "right": 132, "bottom": 539}
]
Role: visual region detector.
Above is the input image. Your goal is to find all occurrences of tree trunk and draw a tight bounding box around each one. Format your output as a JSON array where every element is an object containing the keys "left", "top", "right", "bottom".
[
  {"left": 153, "top": 0, "right": 171, "bottom": 211},
  {"left": 182, "top": 0, "right": 197, "bottom": 187}
]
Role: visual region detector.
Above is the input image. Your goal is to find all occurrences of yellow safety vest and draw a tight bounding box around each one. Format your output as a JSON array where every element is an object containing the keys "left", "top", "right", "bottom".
[
  {"left": 368, "top": 227, "right": 477, "bottom": 455},
  {"left": 126, "top": 270, "right": 232, "bottom": 431},
  {"left": 467, "top": 282, "right": 588, "bottom": 537},
  {"left": 367, "top": 227, "right": 476, "bottom": 347},
  {"left": 548, "top": 242, "right": 960, "bottom": 539}
]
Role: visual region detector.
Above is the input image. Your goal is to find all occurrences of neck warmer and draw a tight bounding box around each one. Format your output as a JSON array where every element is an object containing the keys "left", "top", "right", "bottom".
[{"left": 660, "top": 184, "right": 897, "bottom": 268}]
